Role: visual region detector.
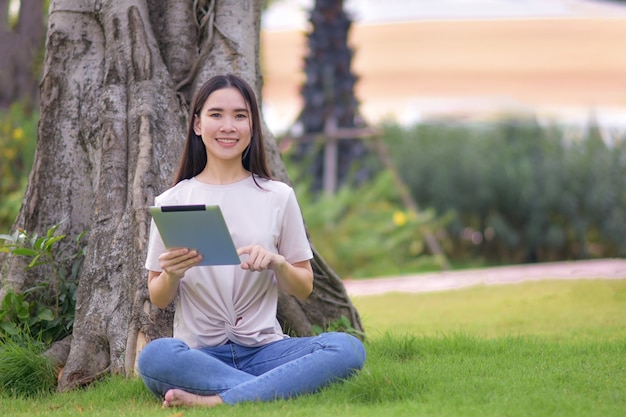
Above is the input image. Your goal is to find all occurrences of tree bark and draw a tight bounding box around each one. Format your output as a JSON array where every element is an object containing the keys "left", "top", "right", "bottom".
[{"left": 2, "top": 0, "right": 363, "bottom": 392}]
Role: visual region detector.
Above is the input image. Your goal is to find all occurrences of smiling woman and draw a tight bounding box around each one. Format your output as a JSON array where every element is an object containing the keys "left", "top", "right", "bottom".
[
  {"left": 193, "top": 87, "right": 253, "bottom": 172},
  {"left": 138, "top": 74, "right": 366, "bottom": 408},
  {"left": 172, "top": 74, "right": 273, "bottom": 189}
]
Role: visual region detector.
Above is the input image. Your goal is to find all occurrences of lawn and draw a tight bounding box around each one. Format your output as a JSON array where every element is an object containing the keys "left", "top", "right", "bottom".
[{"left": 1, "top": 279, "right": 624, "bottom": 417}]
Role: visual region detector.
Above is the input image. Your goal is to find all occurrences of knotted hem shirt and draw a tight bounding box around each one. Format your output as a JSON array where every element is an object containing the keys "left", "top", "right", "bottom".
[{"left": 145, "top": 175, "right": 313, "bottom": 349}]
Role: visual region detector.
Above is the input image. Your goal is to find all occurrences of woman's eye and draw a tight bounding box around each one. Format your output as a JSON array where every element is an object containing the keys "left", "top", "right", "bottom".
[
  {"left": 236, "top": 113, "right": 247, "bottom": 119},
  {"left": 209, "top": 113, "right": 221, "bottom": 118}
]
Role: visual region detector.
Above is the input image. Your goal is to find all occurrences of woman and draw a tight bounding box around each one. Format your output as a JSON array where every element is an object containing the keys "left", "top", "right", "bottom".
[{"left": 137, "top": 74, "right": 366, "bottom": 408}]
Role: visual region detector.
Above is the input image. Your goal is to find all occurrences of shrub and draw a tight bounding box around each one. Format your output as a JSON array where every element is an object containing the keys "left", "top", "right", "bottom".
[
  {"left": 283, "top": 151, "right": 449, "bottom": 278},
  {"left": 381, "top": 117, "right": 626, "bottom": 264},
  {"left": 0, "top": 223, "right": 85, "bottom": 346},
  {"left": 0, "top": 104, "right": 38, "bottom": 232}
]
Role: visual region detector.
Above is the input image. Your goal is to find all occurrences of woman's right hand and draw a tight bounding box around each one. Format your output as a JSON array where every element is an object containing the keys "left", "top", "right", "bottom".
[
  {"left": 148, "top": 248, "right": 202, "bottom": 308},
  {"left": 158, "top": 248, "right": 203, "bottom": 281}
]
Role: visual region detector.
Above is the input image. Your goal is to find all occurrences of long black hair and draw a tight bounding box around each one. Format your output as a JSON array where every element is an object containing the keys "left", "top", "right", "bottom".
[{"left": 173, "top": 74, "right": 272, "bottom": 186}]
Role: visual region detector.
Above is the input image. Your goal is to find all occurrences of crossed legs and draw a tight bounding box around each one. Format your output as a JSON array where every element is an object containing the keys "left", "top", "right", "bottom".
[{"left": 137, "top": 332, "right": 366, "bottom": 407}]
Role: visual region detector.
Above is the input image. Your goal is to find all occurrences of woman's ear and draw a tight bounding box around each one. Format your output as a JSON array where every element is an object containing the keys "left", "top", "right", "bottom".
[{"left": 193, "top": 114, "right": 201, "bottom": 136}]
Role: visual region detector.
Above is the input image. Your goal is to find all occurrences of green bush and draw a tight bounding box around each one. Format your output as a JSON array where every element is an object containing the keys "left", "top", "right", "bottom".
[
  {"left": 0, "top": 104, "right": 38, "bottom": 232},
  {"left": 0, "top": 223, "right": 85, "bottom": 346},
  {"left": 381, "top": 117, "right": 626, "bottom": 264},
  {"left": 283, "top": 152, "right": 449, "bottom": 278}
]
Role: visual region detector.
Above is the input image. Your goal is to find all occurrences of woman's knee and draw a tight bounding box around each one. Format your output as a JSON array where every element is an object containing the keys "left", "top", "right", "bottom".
[
  {"left": 137, "top": 337, "right": 188, "bottom": 375},
  {"left": 320, "top": 332, "right": 366, "bottom": 371}
]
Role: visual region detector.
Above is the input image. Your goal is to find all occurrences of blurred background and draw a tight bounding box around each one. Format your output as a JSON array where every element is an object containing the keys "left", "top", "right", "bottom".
[
  {"left": 2, "top": 0, "right": 625, "bottom": 279},
  {"left": 262, "top": 0, "right": 626, "bottom": 276},
  {"left": 261, "top": 0, "right": 626, "bottom": 134}
]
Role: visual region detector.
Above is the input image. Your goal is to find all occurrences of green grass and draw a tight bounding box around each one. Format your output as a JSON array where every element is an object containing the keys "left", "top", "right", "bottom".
[
  {"left": 0, "top": 338, "right": 57, "bottom": 398},
  {"left": 352, "top": 279, "right": 626, "bottom": 341},
  {"left": 1, "top": 279, "right": 625, "bottom": 417}
]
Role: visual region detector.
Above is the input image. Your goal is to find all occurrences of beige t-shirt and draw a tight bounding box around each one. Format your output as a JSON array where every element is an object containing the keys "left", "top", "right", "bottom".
[{"left": 145, "top": 176, "right": 313, "bottom": 349}]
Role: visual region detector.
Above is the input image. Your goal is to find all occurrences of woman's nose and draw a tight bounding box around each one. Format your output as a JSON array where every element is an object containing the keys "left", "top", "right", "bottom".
[{"left": 220, "top": 116, "right": 236, "bottom": 131}]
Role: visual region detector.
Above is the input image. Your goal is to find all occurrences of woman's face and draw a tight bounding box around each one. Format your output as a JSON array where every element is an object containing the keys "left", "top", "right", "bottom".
[{"left": 193, "top": 87, "right": 252, "bottom": 163}]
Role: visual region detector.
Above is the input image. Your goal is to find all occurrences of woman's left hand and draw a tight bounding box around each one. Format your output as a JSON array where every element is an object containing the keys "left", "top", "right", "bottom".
[
  {"left": 237, "top": 244, "right": 284, "bottom": 272},
  {"left": 237, "top": 245, "right": 313, "bottom": 299}
]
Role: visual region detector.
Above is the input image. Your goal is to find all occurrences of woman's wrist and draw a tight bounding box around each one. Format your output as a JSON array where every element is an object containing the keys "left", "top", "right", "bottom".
[
  {"left": 162, "top": 270, "right": 182, "bottom": 284},
  {"left": 270, "top": 255, "right": 287, "bottom": 274}
]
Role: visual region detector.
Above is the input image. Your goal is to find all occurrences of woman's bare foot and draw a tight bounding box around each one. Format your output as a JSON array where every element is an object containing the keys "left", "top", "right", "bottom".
[{"left": 162, "top": 389, "right": 224, "bottom": 408}]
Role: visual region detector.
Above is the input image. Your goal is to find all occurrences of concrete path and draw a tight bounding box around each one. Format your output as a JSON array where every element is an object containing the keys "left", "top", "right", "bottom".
[{"left": 342, "top": 259, "right": 626, "bottom": 296}]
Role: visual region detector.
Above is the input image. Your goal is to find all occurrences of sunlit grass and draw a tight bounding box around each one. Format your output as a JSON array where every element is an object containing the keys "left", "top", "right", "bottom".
[
  {"left": 352, "top": 279, "right": 626, "bottom": 342},
  {"left": 1, "top": 279, "right": 625, "bottom": 417}
]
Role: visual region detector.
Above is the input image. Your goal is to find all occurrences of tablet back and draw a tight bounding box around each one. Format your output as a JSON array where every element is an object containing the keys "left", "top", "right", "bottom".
[{"left": 149, "top": 204, "right": 240, "bottom": 266}]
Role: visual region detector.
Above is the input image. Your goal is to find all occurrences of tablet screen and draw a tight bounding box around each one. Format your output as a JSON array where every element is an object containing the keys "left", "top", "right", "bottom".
[{"left": 149, "top": 205, "right": 241, "bottom": 266}]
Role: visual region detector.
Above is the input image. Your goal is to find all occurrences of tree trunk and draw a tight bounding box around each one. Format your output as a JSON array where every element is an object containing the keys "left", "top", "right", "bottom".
[
  {"left": 2, "top": 0, "right": 363, "bottom": 392},
  {"left": 294, "top": 0, "right": 372, "bottom": 193}
]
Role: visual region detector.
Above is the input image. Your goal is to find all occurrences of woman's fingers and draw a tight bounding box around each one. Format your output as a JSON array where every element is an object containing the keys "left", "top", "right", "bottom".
[
  {"left": 159, "top": 248, "right": 202, "bottom": 277},
  {"left": 237, "top": 245, "right": 273, "bottom": 271}
]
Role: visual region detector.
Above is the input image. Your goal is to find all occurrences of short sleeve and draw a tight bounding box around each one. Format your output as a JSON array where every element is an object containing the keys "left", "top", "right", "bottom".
[
  {"left": 277, "top": 189, "right": 313, "bottom": 264},
  {"left": 145, "top": 218, "right": 166, "bottom": 271}
]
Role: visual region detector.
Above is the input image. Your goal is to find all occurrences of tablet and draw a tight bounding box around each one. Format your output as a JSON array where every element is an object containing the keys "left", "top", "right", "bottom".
[{"left": 148, "top": 204, "right": 241, "bottom": 266}]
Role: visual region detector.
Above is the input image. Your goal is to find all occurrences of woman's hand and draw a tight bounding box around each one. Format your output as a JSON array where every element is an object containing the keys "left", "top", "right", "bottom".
[
  {"left": 237, "top": 244, "right": 280, "bottom": 272},
  {"left": 237, "top": 245, "right": 313, "bottom": 300},
  {"left": 159, "top": 248, "right": 203, "bottom": 280},
  {"left": 148, "top": 248, "right": 202, "bottom": 308}
]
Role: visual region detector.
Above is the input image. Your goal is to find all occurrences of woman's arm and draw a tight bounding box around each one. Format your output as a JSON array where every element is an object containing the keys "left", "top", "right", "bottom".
[
  {"left": 271, "top": 258, "right": 313, "bottom": 300},
  {"left": 237, "top": 245, "right": 313, "bottom": 300},
  {"left": 148, "top": 248, "right": 203, "bottom": 308}
]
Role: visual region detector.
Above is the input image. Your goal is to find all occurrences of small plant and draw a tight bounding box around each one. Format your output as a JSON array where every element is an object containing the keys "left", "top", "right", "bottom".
[
  {"left": 0, "top": 222, "right": 85, "bottom": 346},
  {"left": 311, "top": 315, "right": 364, "bottom": 340},
  {"left": 0, "top": 288, "right": 54, "bottom": 346},
  {"left": 0, "top": 336, "right": 57, "bottom": 397}
]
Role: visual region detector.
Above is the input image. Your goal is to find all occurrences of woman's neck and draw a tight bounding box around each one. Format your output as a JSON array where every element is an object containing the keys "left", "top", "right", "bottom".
[{"left": 195, "top": 163, "right": 250, "bottom": 185}]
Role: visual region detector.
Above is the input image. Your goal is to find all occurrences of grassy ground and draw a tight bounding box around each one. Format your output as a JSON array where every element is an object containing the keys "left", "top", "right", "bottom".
[
  {"left": 1, "top": 279, "right": 624, "bottom": 417},
  {"left": 352, "top": 279, "right": 626, "bottom": 342}
]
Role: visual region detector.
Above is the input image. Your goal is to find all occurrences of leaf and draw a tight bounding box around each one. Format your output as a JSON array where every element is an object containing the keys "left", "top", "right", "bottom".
[
  {"left": 0, "top": 321, "right": 19, "bottom": 336},
  {"left": 42, "top": 235, "right": 65, "bottom": 251},
  {"left": 76, "top": 230, "right": 86, "bottom": 242},
  {"left": 37, "top": 308, "right": 55, "bottom": 321},
  {"left": 27, "top": 254, "right": 42, "bottom": 268},
  {"left": 11, "top": 248, "right": 38, "bottom": 257},
  {"left": 34, "top": 236, "right": 47, "bottom": 250},
  {"left": 16, "top": 301, "right": 32, "bottom": 319},
  {"left": 47, "top": 223, "right": 62, "bottom": 237},
  {"left": 2, "top": 290, "right": 18, "bottom": 308}
]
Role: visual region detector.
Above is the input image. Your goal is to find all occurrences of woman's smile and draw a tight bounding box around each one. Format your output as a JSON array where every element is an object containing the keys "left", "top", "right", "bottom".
[{"left": 216, "top": 138, "right": 239, "bottom": 145}]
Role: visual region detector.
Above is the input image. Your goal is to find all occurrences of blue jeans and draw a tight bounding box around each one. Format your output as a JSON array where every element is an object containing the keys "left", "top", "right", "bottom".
[{"left": 137, "top": 332, "right": 366, "bottom": 405}]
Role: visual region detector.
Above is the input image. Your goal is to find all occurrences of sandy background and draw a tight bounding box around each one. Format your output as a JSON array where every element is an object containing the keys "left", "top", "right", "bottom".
[{"left": 261, "top": 17, "right": 626, "bottom": 132}]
